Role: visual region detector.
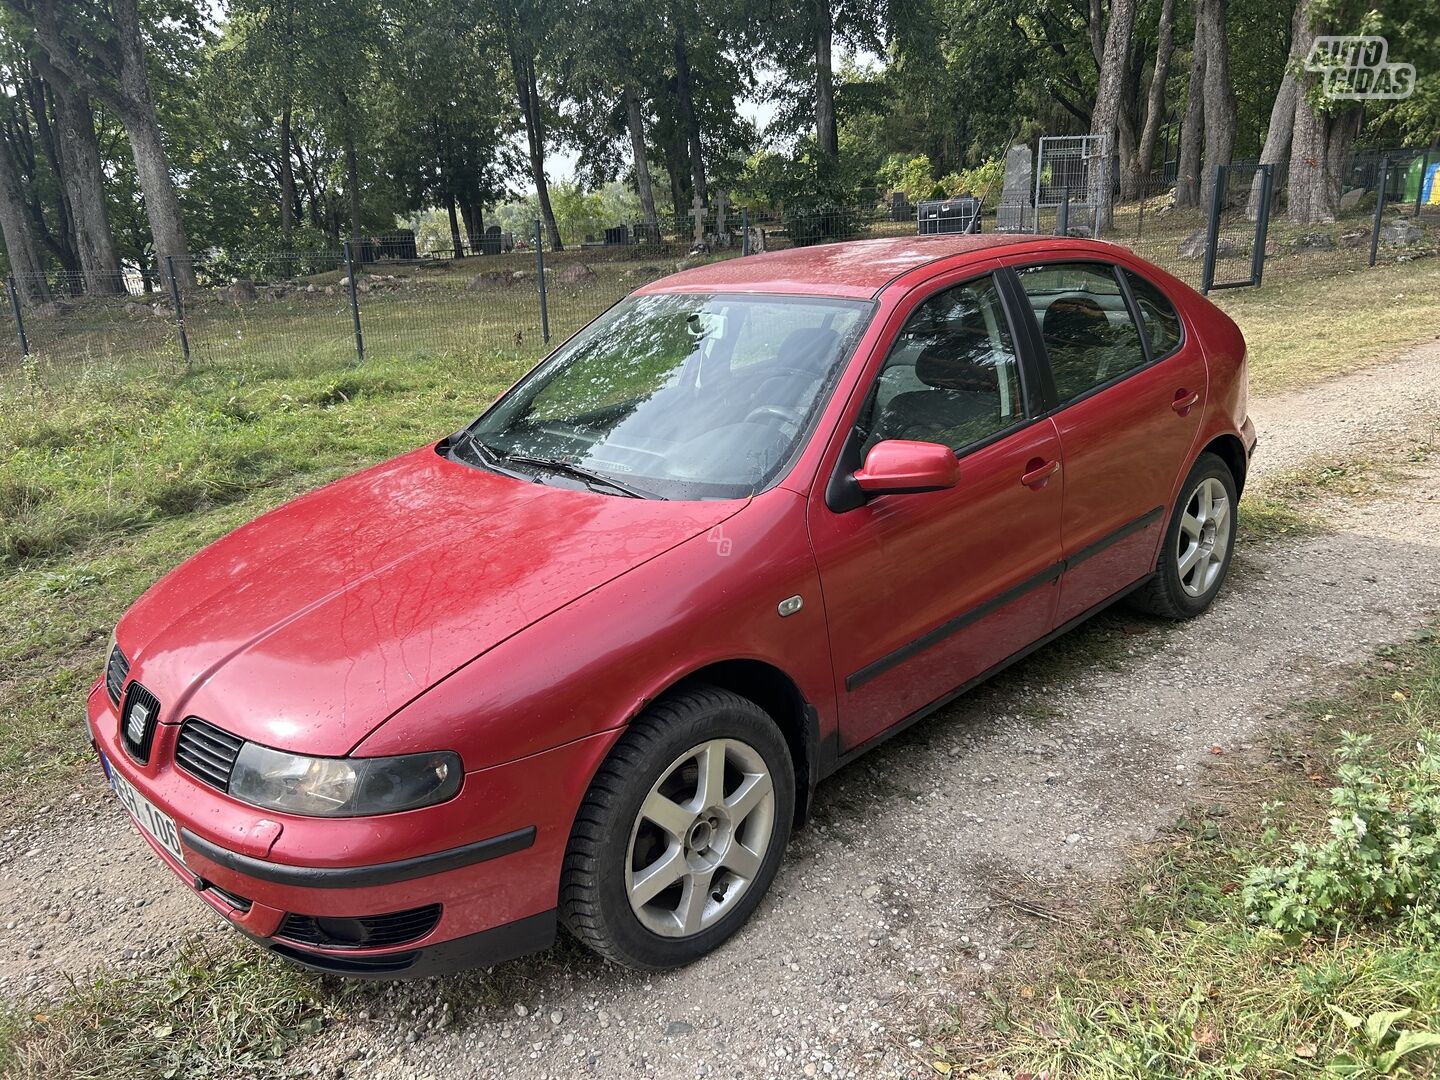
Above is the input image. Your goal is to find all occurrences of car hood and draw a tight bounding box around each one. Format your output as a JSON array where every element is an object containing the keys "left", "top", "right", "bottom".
[{"left": 119, "top": 445, "right": 745, "bottom": 756}]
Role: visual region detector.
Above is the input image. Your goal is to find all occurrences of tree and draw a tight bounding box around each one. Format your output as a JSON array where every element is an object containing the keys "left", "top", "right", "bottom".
[
  {"left": 9, "top": 0, "right": 196, "bottom": 284},
  {"left": 1248, "top": 0, "right": 1310, "bottom": 218},
  {"left": 1089, "top": 0, "right": 1140, "bottom": 228},
  {"left": 1175, "top": 6, "right": 1206, "bottom": 209},
  {"left": 1130, "top": 0, "right": 1177, "bottom": 198},
  {"left": 1197, "top": 0, "right": 1235, "bottom": 208},
  {"left": 0, "top": 119, "right": 49, "bottom": 299},
  {"left": 47, "top": 77, "right": 123, "bottom": 290}
]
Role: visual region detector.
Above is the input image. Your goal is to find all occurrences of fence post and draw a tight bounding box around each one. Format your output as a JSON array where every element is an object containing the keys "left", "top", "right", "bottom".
[
  {"left": 7, "top": 276, "right": 28, "bottom": 358},
  {"left": 1369, "top": 155, "right": 1389, "bottom": 268},
  {"left": 343, "top": 241, "right": 365, "bottom": 365},
  {"left": 533, "top": 219, "right": 550, "bottom": 345},
  {"left": 1416, "top": 150, "right": 1431, "bottom": 218},
  {"left": 164, "top": 255, "right": 191, "bottom": 368},
  {"left": 1200, "top": 165, "right": 1227, "bottom": 295},
  {"left": 741, "top": 207, "right": 750, "bottom": 257},
  {"left": 1056, "top": 186, "right": 1070, "bottom": 236}
]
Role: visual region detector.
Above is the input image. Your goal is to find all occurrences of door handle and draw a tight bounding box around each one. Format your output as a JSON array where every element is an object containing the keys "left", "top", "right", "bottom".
[
  {"left": 1171, "top": 389, "right": 1201, "bottom": 415},
  {"left": 1021, "top": 458, "right": 1060, "bottom": 489}
]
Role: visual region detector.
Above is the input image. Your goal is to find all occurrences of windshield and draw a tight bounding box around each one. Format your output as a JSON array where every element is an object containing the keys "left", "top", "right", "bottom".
[{"left": 458, "top": 292, "right": 872, "bottom": 499}]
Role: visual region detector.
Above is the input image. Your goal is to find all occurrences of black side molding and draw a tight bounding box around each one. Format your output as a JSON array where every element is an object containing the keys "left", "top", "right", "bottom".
[
  {"left": 180, "top": 825, "right": 537, "bottom": 890},
  {"left": 844, "top": 505, "right": 1164, "bottom": 692}
]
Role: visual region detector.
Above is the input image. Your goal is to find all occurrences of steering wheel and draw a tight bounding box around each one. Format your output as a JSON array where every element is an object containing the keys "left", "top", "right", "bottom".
[{"left": 744, "top": 404, "right": 803, "bottom": 427}]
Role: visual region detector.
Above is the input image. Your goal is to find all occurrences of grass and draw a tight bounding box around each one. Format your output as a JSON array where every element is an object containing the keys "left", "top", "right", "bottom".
[
  {"left": 1211, "top": 258, "right": 1440, "bottom": 395},
  {"left": 933, "top": 628, "right": 1440, "bottom": 1079},
  {"left": 1238, "top": 442, "right": 1436, "bottom": 543},
  {"left": 4, "top": 943, "right": 328, "bottom": 1080}
]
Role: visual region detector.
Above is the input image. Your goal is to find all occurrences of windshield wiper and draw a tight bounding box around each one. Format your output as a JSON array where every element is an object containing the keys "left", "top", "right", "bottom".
[{"left": 499, "top": 453, "right": 652, "bottom": 499}]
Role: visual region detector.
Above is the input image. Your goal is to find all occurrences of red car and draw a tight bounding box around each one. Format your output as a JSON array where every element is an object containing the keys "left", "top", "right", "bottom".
[{"left": 91, "top": 235, "right": 1253, "bottom": 975}]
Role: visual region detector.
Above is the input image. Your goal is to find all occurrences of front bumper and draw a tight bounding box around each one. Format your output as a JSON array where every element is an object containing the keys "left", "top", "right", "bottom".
[{"left": 87, "top": 680, "right": 619, "bottom": 977}]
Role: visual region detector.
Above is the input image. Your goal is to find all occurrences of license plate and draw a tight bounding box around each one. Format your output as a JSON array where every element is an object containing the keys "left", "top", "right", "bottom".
[{"left": 102, "top": 752, "right": 187, "bottom": 867}]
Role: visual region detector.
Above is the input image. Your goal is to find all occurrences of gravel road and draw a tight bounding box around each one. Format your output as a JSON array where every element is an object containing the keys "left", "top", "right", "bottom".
[{"left": 2, "top": 340, "right": 1437, "bottom": 1080}]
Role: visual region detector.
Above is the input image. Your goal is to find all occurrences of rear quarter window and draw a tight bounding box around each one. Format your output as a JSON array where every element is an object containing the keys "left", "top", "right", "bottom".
[{"left": 1123, "top": 270, "right": 1183, "bottom": 359}]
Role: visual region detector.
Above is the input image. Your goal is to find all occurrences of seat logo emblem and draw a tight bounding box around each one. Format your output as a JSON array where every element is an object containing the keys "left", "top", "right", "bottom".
[{"left": 126, "top": 701, "right": 151, "bottom": 745}]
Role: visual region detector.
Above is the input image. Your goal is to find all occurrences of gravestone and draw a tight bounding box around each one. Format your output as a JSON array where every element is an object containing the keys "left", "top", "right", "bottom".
[
  {"left": 996, "top": 144, "right": 1034, "bottom": 232},
  {"left": 481, "top": 225, "right": 503, "bottom": 256},
  {"left": 689, "top": 195, "right": 707, "bottom": 244}
]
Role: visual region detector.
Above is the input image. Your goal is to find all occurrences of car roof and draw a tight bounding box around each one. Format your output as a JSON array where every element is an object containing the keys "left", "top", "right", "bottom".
[{"left": 635, "top": 233, "right": 1102, "bottom": 300}]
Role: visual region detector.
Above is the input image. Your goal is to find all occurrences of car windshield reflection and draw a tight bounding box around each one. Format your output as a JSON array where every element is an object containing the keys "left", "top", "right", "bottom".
[{"left": 458, "top": 292, "right": 873, "bottom": 500}]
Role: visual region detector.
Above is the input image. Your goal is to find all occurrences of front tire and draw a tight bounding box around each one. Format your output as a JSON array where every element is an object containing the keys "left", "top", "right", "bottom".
[
  {"left": 559, "top": 686, "right": 795, "bottom": 970},
  {"left": 1129, "top": 451, "right": 1238, "bottom": 619}
]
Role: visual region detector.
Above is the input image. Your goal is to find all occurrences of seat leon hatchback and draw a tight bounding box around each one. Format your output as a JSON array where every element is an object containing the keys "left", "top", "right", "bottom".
[{"left": 91, "top": 234, "right": 1254, "bottom": 976}]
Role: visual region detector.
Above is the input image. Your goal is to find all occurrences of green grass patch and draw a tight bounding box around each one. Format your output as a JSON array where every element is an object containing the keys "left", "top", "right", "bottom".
[
  {"left": 3, "top": 943, "right": 327, "bottom": 1079},
  {"left": 1212, "top": 259, "right": 1440, "bottom": 395},
  {"left": 941, "top": 629, "right": 1440, "bottom": 1079}
]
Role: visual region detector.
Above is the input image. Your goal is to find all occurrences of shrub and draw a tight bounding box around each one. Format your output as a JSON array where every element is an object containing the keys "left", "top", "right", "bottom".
[{"left": 1242, "top": 727, "right": 1440, "bottom": 939}]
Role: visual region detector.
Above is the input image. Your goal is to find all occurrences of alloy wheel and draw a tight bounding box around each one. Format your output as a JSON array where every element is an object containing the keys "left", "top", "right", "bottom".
[
  {"left": 625, "top": 738, "right": 776, "bottom": 938},
  {"left": 1176, "top": 476, "right": 1232, "bottom": 598}
]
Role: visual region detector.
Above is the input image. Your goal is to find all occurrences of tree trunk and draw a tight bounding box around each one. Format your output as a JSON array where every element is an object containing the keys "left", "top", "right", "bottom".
[
  {"left": 672, "top": 18, "right": 706, "bottom": 205},
  {"left": 0, "top": 131, "right": 51, "bottom": 303},
  {"left": 1288, "top": 98, "right": 1359, "bottom": 224},
  {"left": 1174, "top": 6, "right": 1206, "bottom": 209},
  {"left": 1116, "top": 43, "right": 1142, "bottom": 200},
  {"left": 22, "top": 74, "right": 79, "bottom": 277},
  {"left": 337, "top": 88, "right": 362, "bottom": 246},
  {"left": 1198, "top": 0, "right": 1235, "bottom": 209},
  {"left": 279, "top": 103, "right": 296, "bottom": 246},
  {"left": 815, "top": 0, "right": 837, "bottom": 159},
  {"left": 444, "top": 188, "right": 464, "bottom": 257},
  {"left": 458, "top": 200, "right": 481, "bottom": 251},
  {"left": 1248, "top": 0, "right": 1310, "bottom": 219},
  {"left": 49, "top": 80, "right": 122, "bottom": 293},
  {"left": 1134, "top": 0, "right": 1177, "bottom": 199},
  {"left": 1088, "top": 0, "right": 1139, "bottom": 231},
  {"left": 506, "top": 37, "right": 561, "bottom": 251},
  {"left": 623, "top": 82, "right": 659, "bottom": 232},
  {"left": 106, "top": 0, "right": 193, "bottom": 285}
]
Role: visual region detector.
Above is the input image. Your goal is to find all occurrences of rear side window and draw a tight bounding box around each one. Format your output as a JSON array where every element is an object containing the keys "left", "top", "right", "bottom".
[
  {"left": 1123, "top": 270, "right": 1182, "bottom": 359},
  {"left": 1017, "top": 263, "right": 1147, "bottom": 403}
]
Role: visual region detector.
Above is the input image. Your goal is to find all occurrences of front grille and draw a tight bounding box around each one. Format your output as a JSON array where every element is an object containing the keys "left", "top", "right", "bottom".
[
  {"left": 277, "top": 904, "right": 443, "bottom": 950},
  {"left": 119, "top": 683, "right": 161, "bottom": 762},
  {"left": 175, "top": 719, "right": 243, "bottom": 791},
  {"left": 105, "top": 645, "right": 130, "bottom": 706}
]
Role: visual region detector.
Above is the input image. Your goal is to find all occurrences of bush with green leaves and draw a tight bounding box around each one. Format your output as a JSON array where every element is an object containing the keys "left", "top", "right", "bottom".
[{"left": 1242, "top": 727, "right": 1440, "bottom": 939}]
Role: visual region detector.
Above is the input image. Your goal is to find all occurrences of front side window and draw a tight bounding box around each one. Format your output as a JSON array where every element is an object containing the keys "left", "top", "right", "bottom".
[
  {"left": 460, "top": 292, "right": 871, "bottom": 500},
  {"left": 859, "top": 274, "right": 1026, "bottom": 453},
  {"left": 1017, "top": 263, "right": 1147, "bottom": 402},
  {"left": 1123, "top": 269, "right": 1183, "bottom": 359}
]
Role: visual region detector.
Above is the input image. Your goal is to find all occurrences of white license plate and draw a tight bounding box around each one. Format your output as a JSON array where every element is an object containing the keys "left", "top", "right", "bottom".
[{"left": 102, "top": 752, "right": 187, "bottom": 867}]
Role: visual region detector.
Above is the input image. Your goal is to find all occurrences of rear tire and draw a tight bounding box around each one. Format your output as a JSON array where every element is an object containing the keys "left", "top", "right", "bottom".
[
  {"left": 559, "top": 685, "right": 795, "bottom": 970},
  {"left": 1129, "top": 451, "right": 1237, "bottom": 619}
]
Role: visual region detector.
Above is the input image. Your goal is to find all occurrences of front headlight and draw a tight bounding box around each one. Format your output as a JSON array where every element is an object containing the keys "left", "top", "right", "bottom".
[{"left": 228, "top": 744, "right": 462, "bottom": 817}]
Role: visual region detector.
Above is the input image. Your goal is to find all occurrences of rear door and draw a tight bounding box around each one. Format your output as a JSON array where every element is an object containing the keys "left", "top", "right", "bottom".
[{"left": 1003, "top": 259, "right": 1205, "bottom": 625}]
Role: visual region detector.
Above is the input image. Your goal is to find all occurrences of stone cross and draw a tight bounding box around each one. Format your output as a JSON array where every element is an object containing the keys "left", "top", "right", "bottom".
[
  {"left": 714, "top": 191, "right": 729, "bottom": 237},
  {"left": 689, "top": 195, "right": 706, "bottom": 244}
]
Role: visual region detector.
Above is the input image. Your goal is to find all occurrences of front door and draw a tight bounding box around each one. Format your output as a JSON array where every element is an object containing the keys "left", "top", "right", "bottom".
[
  {"left": 807, "top": 271, "right": 1065, "bottom": 754},
  {"left": 1007, "top": 260, "right": 1207, "bottom": 625}
]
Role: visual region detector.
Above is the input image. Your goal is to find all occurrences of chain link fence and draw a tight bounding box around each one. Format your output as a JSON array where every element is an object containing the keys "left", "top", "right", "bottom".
[{"left": 2, "top": 151, "right": 1435, "bottom": 384}]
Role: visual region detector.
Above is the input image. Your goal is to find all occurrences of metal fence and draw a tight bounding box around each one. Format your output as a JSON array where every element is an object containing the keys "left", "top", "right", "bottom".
[{"left": 2, "top": 153, "right": 1435, "bottom": 382}]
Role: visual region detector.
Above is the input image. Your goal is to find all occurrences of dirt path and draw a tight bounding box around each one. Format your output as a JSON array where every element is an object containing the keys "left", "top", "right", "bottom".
[{"left": 2, "top": 342, "right": 1438, "bottom": 1079}]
